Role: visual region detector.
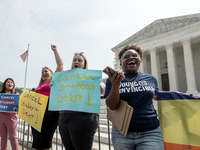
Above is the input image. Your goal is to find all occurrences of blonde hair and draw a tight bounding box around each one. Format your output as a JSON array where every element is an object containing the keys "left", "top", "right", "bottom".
[
  {"left": 37, "top": 67, "right": 53, "bottom": 88},
  {"left": 71, "top": 52, "right": 88, "bottom": 69}
]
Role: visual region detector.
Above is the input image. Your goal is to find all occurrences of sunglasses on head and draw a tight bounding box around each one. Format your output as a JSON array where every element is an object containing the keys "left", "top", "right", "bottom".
[
  {"left": 121, "top": 53, "right": 139, "bottom": 60},
  {"left": 74, "top": 52, "right": 84, "bottom": 56}
]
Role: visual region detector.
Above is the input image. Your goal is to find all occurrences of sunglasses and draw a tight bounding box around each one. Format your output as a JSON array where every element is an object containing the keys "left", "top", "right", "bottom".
[{"left": 121, "top": 53, "right": 140, "bottom": 60}]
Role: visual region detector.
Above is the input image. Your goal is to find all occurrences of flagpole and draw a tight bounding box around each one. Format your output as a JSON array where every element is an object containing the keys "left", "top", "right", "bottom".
[
  {"left": 22, "top": 44, "right": 30, "bottom": 150},
  {"left": 24, "top": 44, "right": 30, "bottom": 90}
]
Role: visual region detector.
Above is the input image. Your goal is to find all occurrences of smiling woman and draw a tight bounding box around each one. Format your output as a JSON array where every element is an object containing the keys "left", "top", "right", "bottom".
[
  {"left": 0, "top": 78, "right": 19, "bottom": 150},
  {"left": 104, "top": 44, "right": 164, "bottom": 150},
  {"left": 31, "top": 44, "right": 64, "bottom": 150}
]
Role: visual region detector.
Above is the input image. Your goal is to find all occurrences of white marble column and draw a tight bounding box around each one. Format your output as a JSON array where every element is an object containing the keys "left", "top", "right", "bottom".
[
  {"left": 150, "top": 48, "right": 159, "bottom": 81},
  {"left": 140, "top": 62, "right": 144, "bottom": 73},
  {"left": 165, "top": 44, "right": 178, "bottom": 91},
  {"left": 115, "top": 52, "right": 120, "bottom": 70},
  {"left": 141, "top": 53, "right": 146, "bottom": 73},
  {"left": 181, "top": 39, "right": 198, "bottom": 94}
]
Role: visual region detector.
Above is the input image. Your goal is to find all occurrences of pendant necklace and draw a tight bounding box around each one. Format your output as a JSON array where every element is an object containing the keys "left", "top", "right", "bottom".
[{"left": 124, "top": 72, "right": 140, "bottom": 88}]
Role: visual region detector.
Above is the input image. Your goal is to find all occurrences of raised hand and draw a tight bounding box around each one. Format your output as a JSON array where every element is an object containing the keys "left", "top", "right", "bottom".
[
  {"left": 51, "top": 44, "right": 64, "bottom": 72},
  {"left": 51, "top": 44, "right": 57, "bottom": 52}
]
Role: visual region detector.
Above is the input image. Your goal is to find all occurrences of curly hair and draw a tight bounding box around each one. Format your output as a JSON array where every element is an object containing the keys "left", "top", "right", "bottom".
[{"left": 118, "top": 44, "right": 143, "bottom": 60}]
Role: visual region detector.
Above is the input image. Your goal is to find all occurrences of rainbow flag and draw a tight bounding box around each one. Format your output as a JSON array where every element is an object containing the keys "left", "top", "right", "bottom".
[{"left": 157, "top": 91, "right": 200, "bottom": 150}]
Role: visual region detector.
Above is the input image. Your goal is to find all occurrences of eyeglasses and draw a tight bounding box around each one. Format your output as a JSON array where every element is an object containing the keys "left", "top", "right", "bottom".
[{"left": 121, "top": 53, "right": 139, "bottom": 60}]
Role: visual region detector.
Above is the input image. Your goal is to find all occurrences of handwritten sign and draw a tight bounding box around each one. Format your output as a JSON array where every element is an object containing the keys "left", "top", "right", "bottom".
[
  {"left": 49, "top": 68, "right": 102, "bottom": 113},
  {"left": 0, "top": 94, "right": 20, "bottom": 112},
  {"left": 18, "top": 90, "right": 48, "bottom": 132}
]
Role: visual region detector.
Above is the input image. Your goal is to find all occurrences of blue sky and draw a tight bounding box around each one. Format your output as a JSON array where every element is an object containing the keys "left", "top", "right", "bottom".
[{"left": 0, "top": 0, "right": 200, "bottom": 88}]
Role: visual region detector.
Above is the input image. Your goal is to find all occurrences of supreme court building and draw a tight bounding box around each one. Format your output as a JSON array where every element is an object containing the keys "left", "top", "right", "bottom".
[{"left": 111, "top": 13, "right": 200, "bottom": 95}]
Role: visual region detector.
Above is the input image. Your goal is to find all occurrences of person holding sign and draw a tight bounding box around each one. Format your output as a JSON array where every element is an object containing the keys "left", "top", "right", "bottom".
[
  {"left": 104, "top": 45, "right": 164, "bottom": 150},
  {"left": 0, "top": 78, "right": 19, "bottom": 150},
  {"left": 58, "top": 52, "right": 101, "bottom": 150},
  {"left": 31, "top": 44, "right": 64, "bottom": 150}
]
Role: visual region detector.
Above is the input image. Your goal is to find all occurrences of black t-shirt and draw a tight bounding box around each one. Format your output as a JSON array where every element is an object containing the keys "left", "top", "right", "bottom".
[{"left": 105, "top": 72, "right": 159, "bottom": 132}]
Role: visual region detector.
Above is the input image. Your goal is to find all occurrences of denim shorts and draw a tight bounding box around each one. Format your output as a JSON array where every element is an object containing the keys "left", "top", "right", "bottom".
[{"left": 112, "top": 125, "right": 164, "bottom": 150}]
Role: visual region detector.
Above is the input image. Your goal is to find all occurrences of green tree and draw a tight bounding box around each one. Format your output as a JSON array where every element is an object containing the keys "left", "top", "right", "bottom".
[
  {"left": 15, "top": 87, "right": 23, "bottom": 94},
  {"left": 0, "top": 81, "right": 3, "bottom": 90}
]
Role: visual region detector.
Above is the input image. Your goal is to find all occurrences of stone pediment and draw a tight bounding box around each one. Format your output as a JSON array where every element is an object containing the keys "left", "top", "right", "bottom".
[{"left": 112, "top": 13, "right": 200, "bottom": 50}]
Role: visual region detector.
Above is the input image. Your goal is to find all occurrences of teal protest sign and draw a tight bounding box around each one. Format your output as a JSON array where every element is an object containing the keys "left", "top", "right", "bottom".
[{"left": 49, "top": 68, "right": 102, "bottom": 113}]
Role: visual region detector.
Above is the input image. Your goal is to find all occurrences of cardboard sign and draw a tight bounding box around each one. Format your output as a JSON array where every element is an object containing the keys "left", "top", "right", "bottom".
[
  {"left": 18, "top": 90, "right": 48, "bottom": 132},
  {"left": 0, "top": 94, "right": 20, "bottom": 112},
  {"left": 49, "top": 69, "right": 102, "bottom": 113}
]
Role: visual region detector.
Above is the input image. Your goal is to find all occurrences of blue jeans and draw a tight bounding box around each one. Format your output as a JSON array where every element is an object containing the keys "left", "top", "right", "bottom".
[
  {"left": 112, "top": 125, "right": 164, "bottom": 150},
  {"left": 59, "top": 112, "right": 99, "bottom": 150}
]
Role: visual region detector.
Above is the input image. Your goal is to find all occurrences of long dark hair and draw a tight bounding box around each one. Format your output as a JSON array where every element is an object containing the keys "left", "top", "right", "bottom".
[{"left": 0, "top": 78, "right": 16, "bottom": 94}]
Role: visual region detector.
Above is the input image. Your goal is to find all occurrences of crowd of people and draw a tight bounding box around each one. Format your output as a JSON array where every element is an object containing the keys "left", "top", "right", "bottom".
[{"left": 0, "top": 44, "right": 167, "bottom": 150}]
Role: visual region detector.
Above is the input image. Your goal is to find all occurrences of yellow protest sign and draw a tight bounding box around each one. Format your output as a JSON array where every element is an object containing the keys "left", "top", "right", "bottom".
[{"left": 18, "top": 90, "right": 48, "bottom": 132}]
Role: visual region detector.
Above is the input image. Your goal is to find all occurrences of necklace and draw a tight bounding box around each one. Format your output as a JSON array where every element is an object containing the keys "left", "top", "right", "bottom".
[{"left": 124, "top": 72, "right": 139, "bottom": 88}]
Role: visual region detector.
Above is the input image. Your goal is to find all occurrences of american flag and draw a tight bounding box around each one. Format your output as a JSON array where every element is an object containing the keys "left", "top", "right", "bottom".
[{"left": 20, "top": 50, "right": 28, "bottom": 62}]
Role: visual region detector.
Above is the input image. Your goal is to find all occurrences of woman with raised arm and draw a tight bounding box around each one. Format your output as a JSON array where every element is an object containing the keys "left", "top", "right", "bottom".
[
  {"left": 31, "top": 44, "right": 64, "bottom": 150},
  {"left": 104, "top": 45, "right": 164, "bottom": 150},
  {"left": 0, "top": 78, "right": 20, "bottom": 150}
]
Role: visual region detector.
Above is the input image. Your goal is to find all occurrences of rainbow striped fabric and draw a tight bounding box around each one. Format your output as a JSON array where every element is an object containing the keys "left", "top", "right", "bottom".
[{"left": 157, "top": 91, "right": 200, "bottom": 150}]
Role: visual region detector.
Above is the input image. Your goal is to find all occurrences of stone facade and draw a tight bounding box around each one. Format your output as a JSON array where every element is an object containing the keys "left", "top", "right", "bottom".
[{"left": 112, "top": 13, "right": 200, "bottom": 95}]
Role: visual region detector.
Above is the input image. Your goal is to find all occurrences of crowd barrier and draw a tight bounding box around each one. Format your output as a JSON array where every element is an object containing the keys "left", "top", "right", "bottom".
[{"left": 17, "top": 96, "right": 112, "bottom": 150}]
